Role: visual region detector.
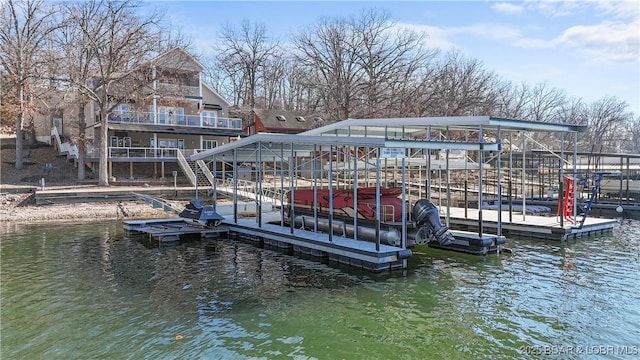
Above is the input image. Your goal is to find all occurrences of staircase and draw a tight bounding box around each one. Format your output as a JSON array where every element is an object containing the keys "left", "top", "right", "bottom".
[
  {"left": 51, "top": 126, "right": 78, "bottom": 161},
  {"left": 177, "top": 150, "right": 214, "bottom": 188}
]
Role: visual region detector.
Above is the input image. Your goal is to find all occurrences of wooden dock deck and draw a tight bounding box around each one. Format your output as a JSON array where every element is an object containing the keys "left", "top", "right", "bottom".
[{"left": 445, "top": 207, "right": 618, "bottom": 241}]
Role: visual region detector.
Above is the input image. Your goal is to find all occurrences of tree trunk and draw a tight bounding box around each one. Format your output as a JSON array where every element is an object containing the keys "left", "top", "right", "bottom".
[
  {"left": 14, "top": 86, "right": 24, "bottom": 170},
  {"left": 77, "top": 103, "right": 86, "bottom": 181},
  {"left": 98, "top": 107, "right": 109, "bottom": 186}
]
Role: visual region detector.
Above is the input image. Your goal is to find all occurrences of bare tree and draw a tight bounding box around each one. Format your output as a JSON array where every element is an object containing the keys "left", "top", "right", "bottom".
[
  {"left": 526, "top": 81, "right": 566, "bottom": 123},
  {"left": 421, "top": 50, "right": 500, "bottom": 116},
  {"left": 351, "top": 9, "right": 436, "bottom": 118},
  {"left": 294, "top": 16, "right": 363, "bottom": 119},
  {"left": 260, "top": 53, "right": 287, "bottom": 109},
  {"left": 582, "top": 96, "right": 632, "bottom": 152},
  {"left": 61, "top": 0, "right": 163, "bottom": 186},
  {"left": 0, "top": 0, "right": 57, "bottom": 170},
  {"left": 215, "top": 20, "right": 279, "bottom": 110},
  {"left": 623, "top": 114, "right": 640, "bottom": 153}
]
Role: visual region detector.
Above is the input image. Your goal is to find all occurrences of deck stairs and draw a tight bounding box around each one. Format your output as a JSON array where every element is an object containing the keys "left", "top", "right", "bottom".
[
  {"left": 176, "top": 150, "right": 214, "bottom": 188},
  {"left": 51, "top": 126, "right": 79, "bottom": 162}
]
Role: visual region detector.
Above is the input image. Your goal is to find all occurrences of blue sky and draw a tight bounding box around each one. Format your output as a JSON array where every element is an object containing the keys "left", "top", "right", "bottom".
[{"left": 149, "top": 0, "right": 640, "bottom": 115}]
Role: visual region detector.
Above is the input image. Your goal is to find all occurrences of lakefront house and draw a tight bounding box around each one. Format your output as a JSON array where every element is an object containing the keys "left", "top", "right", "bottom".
[{"left": 43, "top": 47, "right": 243, "bottom": 184}]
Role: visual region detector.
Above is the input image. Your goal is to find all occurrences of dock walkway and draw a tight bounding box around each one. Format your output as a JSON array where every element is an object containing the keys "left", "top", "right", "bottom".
[
  {"left": 446, "top": 207, "right": 618, "bottom": 240},
  {"left": 229, "top": 218, "right": 411, "bottom": 272}
]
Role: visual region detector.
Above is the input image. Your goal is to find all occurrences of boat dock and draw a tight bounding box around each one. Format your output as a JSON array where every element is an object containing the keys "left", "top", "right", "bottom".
[
  {"left": 229, "top": 218, "right": 411, "bottom": 271},
  {"left": 123, "top": 218, "right": 229, "bottom": 243},
  {"left": 445, "top": 207, "right": 618, "bottom": 241},
  {"left": 113, "top": 115, "right": 630, "bottom": 271},
  {"left": 123, "top": 216, "right": 410, "bottom": 271}
]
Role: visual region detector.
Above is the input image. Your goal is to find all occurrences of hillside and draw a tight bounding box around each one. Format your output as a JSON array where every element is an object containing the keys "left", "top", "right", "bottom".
[{"left": 1, "top": 144, "right": 86, "bottom": 188}]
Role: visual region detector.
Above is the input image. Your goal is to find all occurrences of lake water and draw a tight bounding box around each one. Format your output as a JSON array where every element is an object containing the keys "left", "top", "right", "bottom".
[{"left": 1, "top": 219, "right": 639, "bottom": 359}]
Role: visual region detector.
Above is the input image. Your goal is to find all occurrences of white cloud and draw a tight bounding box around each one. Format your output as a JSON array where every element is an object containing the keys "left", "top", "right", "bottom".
[
  {"left": 492, "top": 2, "right": 525, "bottom": 15},
  {"left": 399, "top": 1, "right": 639, "bottom": 64},
  {"left": 396, "top": 23, "right": 459, "bottom": 51},
  {"left": 589, "top": 0, "right": 639, "bottom": 19},
  {"left": 402, "top": 22, "right": 553, "bottom": 50},
  {"left": 524, "top": 0, "right": 639, "bottom": 20},
  {"left": 553, "top": 18, "right": 640, "bottom": 63},
  {"left": 525, "top": 0, "right": 584, "bottom": 17}
]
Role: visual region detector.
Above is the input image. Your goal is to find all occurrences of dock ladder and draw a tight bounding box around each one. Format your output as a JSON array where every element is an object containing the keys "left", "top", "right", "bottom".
[{"left": 575, "top": 172, "right": 604, "bottom": 229}]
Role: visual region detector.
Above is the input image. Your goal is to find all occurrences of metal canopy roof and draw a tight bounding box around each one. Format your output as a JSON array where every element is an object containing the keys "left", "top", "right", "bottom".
[
  {"left": 190, "top": 133, "right": 386, "bottom": 161},
  {"left": 190, "top": 116, "right": 586, "bottom": 162},
  {"left": 301, "top": 116, "right": 587, "bottom": 137}
]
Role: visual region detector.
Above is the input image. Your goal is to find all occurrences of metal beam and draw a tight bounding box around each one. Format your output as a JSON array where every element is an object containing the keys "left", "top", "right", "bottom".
[{"left": 384, "top": 139, "right": 500, "bottom": 151}]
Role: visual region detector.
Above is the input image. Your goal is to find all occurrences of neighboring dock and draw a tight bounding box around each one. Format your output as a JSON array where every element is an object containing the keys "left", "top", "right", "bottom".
[{"left": 445, "top": 207, "right": 618, "bottom": 241}]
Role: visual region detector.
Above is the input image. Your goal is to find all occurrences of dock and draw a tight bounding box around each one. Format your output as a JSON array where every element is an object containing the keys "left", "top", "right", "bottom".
[
  {"left": 229, "top": 218, "right": 411, "bottom": 272},
  {"left": 123, "top": 218, "right": 229, "bottom": 243},
  {"left": 445, "top": 207, "right": 618, "bottom": 241},
  {"left": 123, "top": 216, "right": 410, "bottom": 271}
]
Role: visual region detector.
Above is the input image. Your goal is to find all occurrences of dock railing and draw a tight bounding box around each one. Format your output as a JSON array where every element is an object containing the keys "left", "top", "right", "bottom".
[{"left": 214, "top": 177, "right": 287, "bottom": 207}]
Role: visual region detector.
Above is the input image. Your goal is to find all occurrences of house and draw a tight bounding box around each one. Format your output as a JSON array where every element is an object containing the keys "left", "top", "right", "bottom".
[
  {"left": 243, "top": 110, "right": 330, "bottom": 135},
  {"left": 45, "top": 47, "right": 243, "bottom": 183}
]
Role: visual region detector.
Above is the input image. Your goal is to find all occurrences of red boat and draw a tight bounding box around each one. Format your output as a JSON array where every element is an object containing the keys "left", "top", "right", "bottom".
[{"left": 289, "top": 187, "right": 405, "bottom": 222}]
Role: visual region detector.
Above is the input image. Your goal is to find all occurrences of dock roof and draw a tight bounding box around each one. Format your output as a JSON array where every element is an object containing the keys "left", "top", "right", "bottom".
[
  {"left": 301, "top": 116, "right": 587, "bottom": 137},
  {"left": 191, "top": 115, "right": 587, "bottom": 161}
]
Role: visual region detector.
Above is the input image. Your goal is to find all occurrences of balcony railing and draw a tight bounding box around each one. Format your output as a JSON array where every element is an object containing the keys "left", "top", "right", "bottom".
[
  {"left": 108, "top": 146, "right": 178, "bottom": 159},
  {"left": 107, "top": 111, "right": 242, "bottom": 130}
]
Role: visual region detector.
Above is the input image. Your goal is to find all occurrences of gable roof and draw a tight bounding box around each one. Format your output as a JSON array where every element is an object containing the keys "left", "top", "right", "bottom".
[
  {"left": 202, "top": 82, "right": 231, "bottom": 107},
  {"left": 152, "top": 47, "right": 204, "bottom": 72},
  {"left": 254, "top": 110, "right": 330, "bottom": 131}
]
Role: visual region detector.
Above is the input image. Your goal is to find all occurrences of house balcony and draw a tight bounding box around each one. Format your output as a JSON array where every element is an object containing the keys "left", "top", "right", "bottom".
[
  {"left": 139, "top": 82, "right": 201, "bottom": 99},
  {"left": 156, "top": 82, "right": 201, "bottom": 99},
  {"left": 107, "top": 111, "right": 242, "bottom": 130},
  {"left": 85, "top": 147, "right": 212, "bottom": 163}
]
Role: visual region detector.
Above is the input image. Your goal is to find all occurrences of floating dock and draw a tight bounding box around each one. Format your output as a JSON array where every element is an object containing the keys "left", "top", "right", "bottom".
[
  {"left": 445, "top": 207, "right": 618, "bottom": 241},
  {"left": 228, "top": 218, "right": 411, "bottom": 272},
  {"left": 123, "top": 217, "right": 410, "bottom": 271},
  {"left": 123, "top": 218, "right": 229, "bottom": 243}
]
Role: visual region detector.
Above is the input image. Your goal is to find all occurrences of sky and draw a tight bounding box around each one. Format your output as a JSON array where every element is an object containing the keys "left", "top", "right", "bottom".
[{"left": 148, "top": 0, "right": 640, "bottom": 116}]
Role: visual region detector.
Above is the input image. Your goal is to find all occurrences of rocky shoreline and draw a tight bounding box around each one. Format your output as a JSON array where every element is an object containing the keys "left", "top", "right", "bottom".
[{"left": 0, "top": 194, "right": 176, "bottom": 223}]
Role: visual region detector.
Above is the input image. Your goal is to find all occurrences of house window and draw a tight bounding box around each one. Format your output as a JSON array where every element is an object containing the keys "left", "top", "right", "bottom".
[
  {"left": 202, "top": 111, "right": 217, "bottom": 126},
  {"left": 202, "top": 140, "right": 217, "bottom": 150},
  {"left": 154, "top": 138, "right": 182, "bottom": 148},
  {"left": 110, "top": 136, "right": 131, "bottom": 147},
  {"left": 275, "top": 115, "right": 286, "bottom": 121},
  {"left": 158, "top": 106, "right": 184, "bottom": 124},
  {"left": 115, "top": 104, "right": 129, "bottom": 115},
  {"left": 295, "top": 116, "right": 306, "bottom": 122}
]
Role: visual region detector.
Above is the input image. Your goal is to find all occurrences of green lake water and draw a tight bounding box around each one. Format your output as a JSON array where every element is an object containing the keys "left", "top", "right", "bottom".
[{"left": 1, "top": 219, "right": 639, "bottom": 359}]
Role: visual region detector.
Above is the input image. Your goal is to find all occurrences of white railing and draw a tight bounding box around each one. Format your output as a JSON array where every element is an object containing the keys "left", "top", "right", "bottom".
[
  {"left": 106, "top": 111, "right": 242, "bottom": 130},
  {"left": 196, "top": 159, "right": 216, "bottom": 186},
  {"left": 51, "top": 126, "right": 78, "bottom": 159},
  {"left": 176, "top": 150, "right": 196, "bottom": 185},
  {"left": 214, "top": 177, "right": 287, "bottom": 207},
  {"left": 108, "top": 147, "right": 178, "bottom": 158}
]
